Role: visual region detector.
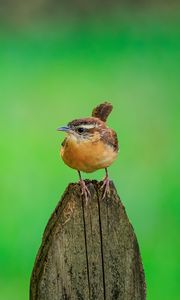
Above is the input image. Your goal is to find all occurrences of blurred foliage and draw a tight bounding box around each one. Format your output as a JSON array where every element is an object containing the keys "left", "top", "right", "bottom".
[
  {"left": 0, "top": 0, "right": 180, "bottom": 24},
  {"left": 0, "top": 8, "right": 180, "bottom": 300}
]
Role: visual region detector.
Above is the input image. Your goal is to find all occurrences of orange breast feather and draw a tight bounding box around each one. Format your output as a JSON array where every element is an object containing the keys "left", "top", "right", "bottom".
[{"left": 60, "top": 137, "right": 117, "bottom": 173}]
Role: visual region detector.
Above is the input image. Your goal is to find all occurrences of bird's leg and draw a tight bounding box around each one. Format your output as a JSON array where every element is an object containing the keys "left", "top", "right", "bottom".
[
  {"left": 101, "top": 168, "right": 110, "bottom": 199},
  {"left": 78, "top": 170, "right": 91, "bottom": 204}
]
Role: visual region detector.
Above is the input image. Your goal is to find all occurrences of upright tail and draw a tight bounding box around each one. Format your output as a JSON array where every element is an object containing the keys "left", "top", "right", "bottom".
[{"left": 92, "top": 102, "right": 113, "bottom": 122}]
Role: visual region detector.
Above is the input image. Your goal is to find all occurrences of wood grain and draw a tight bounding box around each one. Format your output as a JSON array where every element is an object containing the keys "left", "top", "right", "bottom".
[{"left": 30, "top": 181, "right": 146, "bottom": 300}]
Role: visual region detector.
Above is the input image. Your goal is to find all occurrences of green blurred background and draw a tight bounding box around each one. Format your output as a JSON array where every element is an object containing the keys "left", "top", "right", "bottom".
[{"left": 0, "top": 1, "right": 180, "bottom": 299}]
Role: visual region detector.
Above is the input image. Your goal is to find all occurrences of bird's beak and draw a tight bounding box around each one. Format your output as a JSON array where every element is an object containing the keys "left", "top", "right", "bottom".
[{"left": 57, "top": 126, "right": 70, "bottom": 132}]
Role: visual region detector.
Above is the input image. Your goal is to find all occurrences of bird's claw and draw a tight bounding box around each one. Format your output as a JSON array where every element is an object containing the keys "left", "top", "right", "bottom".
[
  {"left": 79, "top": 180, "right": 91, "bottom": 204},
  {"left": 101, "top": 176, "right": 110, "bottom": 199}
]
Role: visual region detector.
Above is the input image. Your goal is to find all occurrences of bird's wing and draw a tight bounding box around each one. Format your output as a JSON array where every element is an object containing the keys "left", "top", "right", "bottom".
[{"left": 101, "top": 128, "right": 119, "bottom": 152}]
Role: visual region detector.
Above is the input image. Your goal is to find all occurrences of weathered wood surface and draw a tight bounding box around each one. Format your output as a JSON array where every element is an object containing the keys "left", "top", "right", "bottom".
[{"left": 30, "top": 181, "right": 146, "bottom": 300}]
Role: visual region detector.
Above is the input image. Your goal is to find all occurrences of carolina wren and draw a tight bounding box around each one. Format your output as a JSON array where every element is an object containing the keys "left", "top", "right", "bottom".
[{"left": 57, "top": 102, "right": 119, "bottom": 201}]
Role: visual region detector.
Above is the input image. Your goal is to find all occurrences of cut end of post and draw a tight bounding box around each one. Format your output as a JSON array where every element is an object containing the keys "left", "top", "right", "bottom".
[{"left": 30, "top": 180, "right": 146, "bottom": 300}]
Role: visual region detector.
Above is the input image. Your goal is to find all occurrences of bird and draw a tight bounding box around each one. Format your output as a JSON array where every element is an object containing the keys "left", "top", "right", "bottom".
[{"left": 57, "top": 102, "right": 119, "bottom": 202}]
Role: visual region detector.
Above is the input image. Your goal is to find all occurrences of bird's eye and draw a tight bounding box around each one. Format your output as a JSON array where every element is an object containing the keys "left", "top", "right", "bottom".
[{"left": 77, "top": 127, "right": 85, "bottom": 134}]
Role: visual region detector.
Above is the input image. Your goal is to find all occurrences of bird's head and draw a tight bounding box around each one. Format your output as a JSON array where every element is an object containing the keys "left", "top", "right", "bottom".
[
  {"left": 57, "top": 102, "right": 113, "bottom": 143},
  {"left": 57, "top": 117, "right": 106, "bottom": 142}
]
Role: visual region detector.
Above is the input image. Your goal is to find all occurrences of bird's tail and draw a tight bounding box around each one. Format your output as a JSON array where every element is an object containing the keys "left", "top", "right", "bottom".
[{"left": 92, "top": 102, "right": 113, "bottom": 122}]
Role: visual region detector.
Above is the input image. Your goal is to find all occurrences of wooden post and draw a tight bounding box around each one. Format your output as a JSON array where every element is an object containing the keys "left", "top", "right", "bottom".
[{"left": 30, "top": 181, "right": 146, "bottom": 300}]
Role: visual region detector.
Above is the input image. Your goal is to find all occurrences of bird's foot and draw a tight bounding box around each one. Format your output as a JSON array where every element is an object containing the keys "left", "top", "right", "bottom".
[
  {"left": 79, "top": 180, "right": 91, "bottom": 204},
  {"left": 101, "top": 176, "right": 110, "bottom": 199}
]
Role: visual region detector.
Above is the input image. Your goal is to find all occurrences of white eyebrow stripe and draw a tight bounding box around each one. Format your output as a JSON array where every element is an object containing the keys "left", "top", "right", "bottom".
[{"left": 76, "top": 124, "right": 96, "bottom": 129}]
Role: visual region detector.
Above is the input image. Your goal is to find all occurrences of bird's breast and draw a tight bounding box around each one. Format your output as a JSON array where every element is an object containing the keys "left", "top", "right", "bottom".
[{"left": 60, "top": 136, "right": 118, "bottom": 173}]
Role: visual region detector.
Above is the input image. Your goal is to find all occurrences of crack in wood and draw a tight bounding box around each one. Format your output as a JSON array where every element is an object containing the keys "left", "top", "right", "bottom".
[
  {"left": 97, "top": 189, "right": 106, "bottom": 300},
  {"left": 81, "top": 194, "right": 91, "bottom": 300}
]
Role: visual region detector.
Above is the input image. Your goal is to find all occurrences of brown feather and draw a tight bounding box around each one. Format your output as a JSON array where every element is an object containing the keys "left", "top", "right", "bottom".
[
  {"left": 101, "top": 128, "right": 119, "bottom": 152},
  {"left": 91, "top": 102, "right": 113, "bottom": 122}
]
